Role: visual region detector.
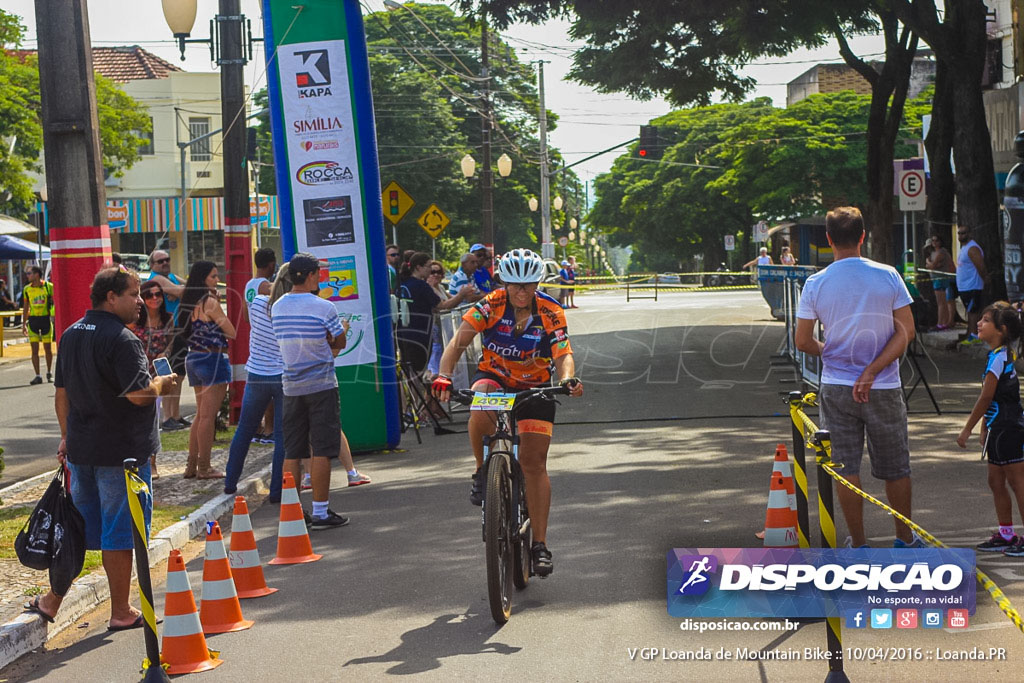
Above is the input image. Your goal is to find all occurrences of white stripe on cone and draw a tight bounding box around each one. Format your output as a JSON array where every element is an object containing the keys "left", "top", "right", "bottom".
[
  {"left": 232, "top": 514, "right": 253, "bottom": 533},
  {"left": 278, "top": 519, "right": 307, "bottom": 537},
  {"left": 229, "top": 548, "right": 260, "bottom": 569},
  {"left": 766, "top": 489, "right": 789, "bottom": 508},
  {"left": 166, "top": 570, "right": 192, "bottom": 594},
  {"left": 205, "top": 538, "right": 228, "bottom": 561},
  {"left": 281, "top": 487, "right": 300, "bottom": 505},
  {"left": 163, "top": 612, "right": 204, "bottom": 638},
  {"left": 764, "top": 527, "right": 798, "bottom": 546},
  {"left": 202, "top": 578, "right": 239, "bottom": 601},
  {"left": 772, "top": 460, "right": 793, "bottom": 479}
]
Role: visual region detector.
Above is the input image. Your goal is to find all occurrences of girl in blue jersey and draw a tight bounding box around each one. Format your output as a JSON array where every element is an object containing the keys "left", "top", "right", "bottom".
[{"left": 958, "top": 302, "right": 1024, "bottom": 556}]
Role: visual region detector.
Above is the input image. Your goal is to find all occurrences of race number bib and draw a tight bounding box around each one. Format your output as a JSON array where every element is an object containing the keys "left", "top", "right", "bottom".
[{"left": 470, "top": 393, "right": 517, "bottom": 411}]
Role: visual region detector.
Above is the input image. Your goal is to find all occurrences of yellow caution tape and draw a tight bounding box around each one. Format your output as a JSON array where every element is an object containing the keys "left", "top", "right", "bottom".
[
  {"left": 124, "top": 467, "right": 160, "bottom": 638},
  {"left": 789, "top": 397, "right": 1024, "bottom": 635}
]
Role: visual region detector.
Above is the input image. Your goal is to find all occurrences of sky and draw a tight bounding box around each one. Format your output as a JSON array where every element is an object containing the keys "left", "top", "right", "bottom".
[{"left": 7, "top": 0, "right": 884, "bottom": 192}]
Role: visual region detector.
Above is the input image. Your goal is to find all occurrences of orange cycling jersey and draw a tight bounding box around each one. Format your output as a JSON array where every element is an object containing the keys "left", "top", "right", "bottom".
[{"left": 462, "top": 288, "right": 572, "bottom": 389}]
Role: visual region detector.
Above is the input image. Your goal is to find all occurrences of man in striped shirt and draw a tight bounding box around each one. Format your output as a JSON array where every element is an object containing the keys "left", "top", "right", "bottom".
[{"left": 271, "top": 253, "right": 350, "bottom": 529}]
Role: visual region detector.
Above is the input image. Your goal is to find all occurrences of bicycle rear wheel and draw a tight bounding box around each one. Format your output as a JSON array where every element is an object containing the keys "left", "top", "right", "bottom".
[
  {"left": 485, "top": 452, "right": 513, "bottom": 624},
  {"left": 512, "top": 473, "right": 531, "bottom": 590}
]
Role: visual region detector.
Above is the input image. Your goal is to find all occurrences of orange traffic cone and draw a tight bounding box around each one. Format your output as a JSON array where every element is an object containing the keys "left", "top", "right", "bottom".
[
  {"left": 269, "top": 472, "right": 322, "bottom": 565},
  {"left": 161, "top": 549, "right": 223, "bottom": 675},
  {"left": 229, "top": 496, "right": 278, "bottom": 598},
  {"left": 763, "top": 471, "right": 799, "bottom": 548},
  {"left": 772, "top": 443, "right": 793, "bottom": 480},
  {"left": 199, "top": 521, "right": 254, "bottom": 634}
]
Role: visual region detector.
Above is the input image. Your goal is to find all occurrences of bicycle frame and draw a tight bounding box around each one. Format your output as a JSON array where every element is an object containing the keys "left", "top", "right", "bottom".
[{"left": 481, "top": 410, "right": 528, "bottom": 545}]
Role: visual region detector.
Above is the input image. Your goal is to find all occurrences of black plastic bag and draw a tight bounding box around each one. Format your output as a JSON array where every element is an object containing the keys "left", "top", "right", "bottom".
[{"left": 15, "top": 466, "right": 86, "bottom": 595}]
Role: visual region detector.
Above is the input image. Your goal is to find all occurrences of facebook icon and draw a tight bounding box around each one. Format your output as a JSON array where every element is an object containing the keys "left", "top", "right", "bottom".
[{"left": 845, "top": 611, "right": 866, "bottom": 629}]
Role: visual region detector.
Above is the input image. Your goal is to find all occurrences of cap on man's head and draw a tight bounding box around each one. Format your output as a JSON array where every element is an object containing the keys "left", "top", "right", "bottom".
[
  {"left": 561, "top": 260, "right": 570, "bottom": 266},
  {"left": 470, "top": 243, "right": 488, "bottom": 254},
  {"left": 287, "top": 252, "right": 320, "bottom": 284}
]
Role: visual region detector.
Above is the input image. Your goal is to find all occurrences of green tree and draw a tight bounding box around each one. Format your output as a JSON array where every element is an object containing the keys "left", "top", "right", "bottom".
[{"left": 0, "top": 9, "right": 151, "bottom": 219}]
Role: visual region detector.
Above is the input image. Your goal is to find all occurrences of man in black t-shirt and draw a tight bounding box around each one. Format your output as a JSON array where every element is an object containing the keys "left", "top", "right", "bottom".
[{"left": 24, "top": 266, "right": 176, "bottom": 630}]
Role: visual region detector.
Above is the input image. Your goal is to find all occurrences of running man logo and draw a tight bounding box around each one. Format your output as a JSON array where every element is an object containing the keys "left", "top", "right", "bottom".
[
  {"left": 677, "top": 555, "right": 718, "bottom": 596},
  {"left": 295, "top": 49, "right": 332, "bottom": 98}
]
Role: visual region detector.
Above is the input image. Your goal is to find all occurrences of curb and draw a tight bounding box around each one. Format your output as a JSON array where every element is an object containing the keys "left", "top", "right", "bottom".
[
  {"left": 0, "top": 463, "right": 273, "bottom": 671},
  {"left": 0, "top": 471, "right": 54, "bottom": 502}
]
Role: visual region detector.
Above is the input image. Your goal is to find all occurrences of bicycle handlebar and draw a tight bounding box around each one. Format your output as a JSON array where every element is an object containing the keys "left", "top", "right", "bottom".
[{"left": 451, "top": 384, "right": 571, "bottom": 407}]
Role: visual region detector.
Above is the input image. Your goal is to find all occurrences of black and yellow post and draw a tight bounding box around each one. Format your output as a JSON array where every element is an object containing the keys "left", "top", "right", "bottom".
[
  {"left": 811, "top": 431, "right": 849, "bottom": 683},
  {"left": 124, "top": 458, "right": 170, "bottom": 683},
  {"left": 787, "top": 392, "right": 811, "bottom": 548}
]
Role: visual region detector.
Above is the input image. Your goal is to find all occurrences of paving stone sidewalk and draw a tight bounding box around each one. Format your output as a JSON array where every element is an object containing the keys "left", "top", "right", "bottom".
[{"left": 0, "top": 440, "right": 273, "bottom": 628}]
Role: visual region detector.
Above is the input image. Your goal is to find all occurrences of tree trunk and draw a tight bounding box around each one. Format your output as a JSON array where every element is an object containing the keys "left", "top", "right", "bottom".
[
  {"left": 924, "top": 59, "right": 955, "bottom": 238},
  {"left": 946, "top": 1, "right": 1004, "bottom": 299},
  {"left": 837, "top": 15, "right": 916, "bottom": 266}
]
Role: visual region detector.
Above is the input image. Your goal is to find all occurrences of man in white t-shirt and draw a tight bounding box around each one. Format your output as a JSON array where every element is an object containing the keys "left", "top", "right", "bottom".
[
  {"left": 955, "top": 225, "right": 989, "bottom": 344},
  {"left": 243, "top": 248, "right": 276, "bottom": 319},
  {"left": 272, "top": 253, "right": 350, "bottom": 529},
  {"left": 795, "top": 207, "right": 919, "bottom": 549}
]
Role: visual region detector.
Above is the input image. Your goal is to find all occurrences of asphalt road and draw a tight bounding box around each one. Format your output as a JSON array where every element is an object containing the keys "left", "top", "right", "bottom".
[
  {"left": 5, "top": 290, "right": 1021, "bottom": 681},
  {"left": 0, "top": 360, "right": 196, "bottom": 488}
]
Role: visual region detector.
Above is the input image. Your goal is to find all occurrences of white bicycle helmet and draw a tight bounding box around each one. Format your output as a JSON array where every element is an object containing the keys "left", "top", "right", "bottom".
[{"left": 497, "top": 248, "right": 545, "bottom": 283}]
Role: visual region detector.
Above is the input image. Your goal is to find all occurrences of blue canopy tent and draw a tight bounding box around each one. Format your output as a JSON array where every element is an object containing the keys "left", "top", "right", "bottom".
[{"left": 0, "top": 234, "right": 50, "bottom": 260}]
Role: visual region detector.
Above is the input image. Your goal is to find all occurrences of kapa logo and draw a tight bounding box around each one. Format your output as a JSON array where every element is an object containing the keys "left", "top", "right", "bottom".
[
  {"left": 677, "top": 555, "right": 718, "bottom": 596},
  {"left": 295, "top": 50, "right": 331, "bottom": 97}
]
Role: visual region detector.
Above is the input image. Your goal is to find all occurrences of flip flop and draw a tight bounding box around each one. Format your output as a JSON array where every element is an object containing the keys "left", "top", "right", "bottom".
[
  {"left": 107, "top": 614, "right": 145, "bottom": 632},
  {"left": 24, "top": 597, "right": 55, "bottom": 623}
]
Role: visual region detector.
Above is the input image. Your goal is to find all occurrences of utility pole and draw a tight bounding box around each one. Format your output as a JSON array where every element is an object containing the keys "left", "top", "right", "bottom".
[
  {"left": 218, "top": 0, "right": 252, "bottom": 422},
  {"left": 537, "top": 60, "right": 552, "bottom": 259},
  {"left": 35, "top": 0, "right": 110, "bottom": 339},
  {"left": 480, "top": 14, "right": 495, "bottom": 251}
]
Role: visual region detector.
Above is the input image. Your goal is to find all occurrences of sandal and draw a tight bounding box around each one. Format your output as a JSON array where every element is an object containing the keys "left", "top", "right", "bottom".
[
  {"left": 197, "top": 470, "right": 225, "bottom": 479},
  {"left": 24, "top": 596, "right": 55, "bottom": 623}
]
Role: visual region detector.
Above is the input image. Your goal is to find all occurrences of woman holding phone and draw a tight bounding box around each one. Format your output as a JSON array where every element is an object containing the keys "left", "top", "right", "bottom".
[
  {"left": 131, "top": 279, "right": 176, "bottom": 476},
  {"left": 178, "top": 261, "right": 235, "bottom": 479}
]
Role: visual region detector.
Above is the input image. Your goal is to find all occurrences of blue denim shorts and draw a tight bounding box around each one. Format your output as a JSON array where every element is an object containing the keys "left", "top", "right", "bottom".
[
  {"left": 69, "top": 461, "right": 152, "bottom": 551},
  {"left": 186, "top": 351, "right": 231, "bottom": 387}
]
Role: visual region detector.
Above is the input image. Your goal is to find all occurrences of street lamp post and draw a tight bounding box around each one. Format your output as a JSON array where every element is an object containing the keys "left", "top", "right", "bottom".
[{"left": 163, "top": 0, "right": 256, "bottom": 422}]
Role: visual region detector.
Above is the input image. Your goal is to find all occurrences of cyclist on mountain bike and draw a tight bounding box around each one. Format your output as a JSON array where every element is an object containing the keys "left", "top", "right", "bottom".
[{"left": 432, "top": 248, "right": 583, "bottom": 577}]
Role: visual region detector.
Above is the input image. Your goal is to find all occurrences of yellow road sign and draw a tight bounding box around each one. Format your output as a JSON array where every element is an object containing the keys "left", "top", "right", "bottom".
[
  {"left": 382, "top": 181, "right": 415, "bottom": 225},
  {"left": 416, "top": 203, "right": 450, "bottom": 239}
]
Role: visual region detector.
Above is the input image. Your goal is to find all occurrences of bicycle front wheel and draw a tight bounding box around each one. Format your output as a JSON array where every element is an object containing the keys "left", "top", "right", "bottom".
[
  {"left": 512, "top": 473, "right": 531, "bottom": 590},
  {"left": 485, "top": 452, "right": 513, "bottom": 624}
]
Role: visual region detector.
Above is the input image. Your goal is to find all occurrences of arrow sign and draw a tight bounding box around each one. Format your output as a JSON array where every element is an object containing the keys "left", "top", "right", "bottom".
[{"left": 416, "top": 203, "right": 450, "bottom": 239}]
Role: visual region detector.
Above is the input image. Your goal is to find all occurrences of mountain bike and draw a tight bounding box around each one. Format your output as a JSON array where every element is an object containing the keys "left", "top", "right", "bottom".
[{"left": 452, "top": 385, "right": 570, "bottom": 624}]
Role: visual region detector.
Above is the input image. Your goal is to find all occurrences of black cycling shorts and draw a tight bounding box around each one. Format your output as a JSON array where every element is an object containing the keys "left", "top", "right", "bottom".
[
  {"left": 987, "top": 427, "right": 1024, "bottom": 466},
  {"left": 471, "top": 370, "right": 556, "bottom": 424},
  {"left": 27, "top": 315, "right": 51, "bottom": 337}
]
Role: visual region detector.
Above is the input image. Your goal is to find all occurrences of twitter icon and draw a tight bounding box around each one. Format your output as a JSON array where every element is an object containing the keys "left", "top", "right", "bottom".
[{"left": 871, "top": 609, "right": 892, "bottom": 629}]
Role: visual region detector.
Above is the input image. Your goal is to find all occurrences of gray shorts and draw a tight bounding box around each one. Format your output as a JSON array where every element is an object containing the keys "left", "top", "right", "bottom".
[
  {"left": 283, "top": 388, "right": 341, "bottom": 460},
  {"left": 818, "top": 384, "right": 911, "bottom": 480}
]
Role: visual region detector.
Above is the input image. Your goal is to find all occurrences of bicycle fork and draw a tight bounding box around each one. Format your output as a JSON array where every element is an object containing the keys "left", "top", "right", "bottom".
[{"left": 481, "top": 432, "right": 528, "bottom": 544}]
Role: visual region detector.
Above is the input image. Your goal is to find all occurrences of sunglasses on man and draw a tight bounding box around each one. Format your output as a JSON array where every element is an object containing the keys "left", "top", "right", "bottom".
[{"left": 153, "top": 257, "right": 171, "bottom": 265}]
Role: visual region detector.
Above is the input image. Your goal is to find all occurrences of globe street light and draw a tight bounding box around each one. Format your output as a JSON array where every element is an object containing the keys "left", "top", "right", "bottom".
[
  {"left": 553, "top": 195, "right": 563, "bottom": 211},
  {"left": 461, "top": 154, "right": 476, "bottom": 178},
  {"left": 497, "top": 153, "right": 512, "bottom": 178},
  {"left": 569, "top": 217, "right": 578, "bottom": 230},
  {"left": 162, "top": 0, "right": 198, "bottom": 59},
  {"left": 528, "top": 196, "right": 539, "bottom": 212},
  {"left": 568, "top": 231, "right": 575, "bottom": 241}
]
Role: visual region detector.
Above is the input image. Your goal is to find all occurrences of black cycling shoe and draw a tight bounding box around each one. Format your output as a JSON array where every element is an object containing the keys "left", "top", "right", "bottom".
[
  {"left": 470, "top": 468, "right": 485, "bottom": 506},
  {"left": 532, "top": 542, "right": 553, "bottom": 577}
]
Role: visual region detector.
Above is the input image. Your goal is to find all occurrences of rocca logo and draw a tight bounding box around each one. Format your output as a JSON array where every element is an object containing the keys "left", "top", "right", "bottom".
[
  {"left": 295, "top": 49, "right": 331, "bottom": 98},
  {"left": 297, "top": 161, "right": 354, "bottom": 186}
]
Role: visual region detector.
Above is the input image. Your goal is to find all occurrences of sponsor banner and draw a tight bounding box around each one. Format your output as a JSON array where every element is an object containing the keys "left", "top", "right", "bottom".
[
  {"left": 667, "top": 548, "right": 975, "bottom": 618},
  {"left": 280, "top": 39, "right": 376, "bottom": 367}
]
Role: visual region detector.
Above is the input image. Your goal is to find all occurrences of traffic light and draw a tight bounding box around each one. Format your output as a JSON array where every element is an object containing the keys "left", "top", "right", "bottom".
[
  {"left": 638, "top": 125, "right": 662, "bottom": 160},
  {"left": 389, "top": 190, "right": 399, "bottom": 217}
]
